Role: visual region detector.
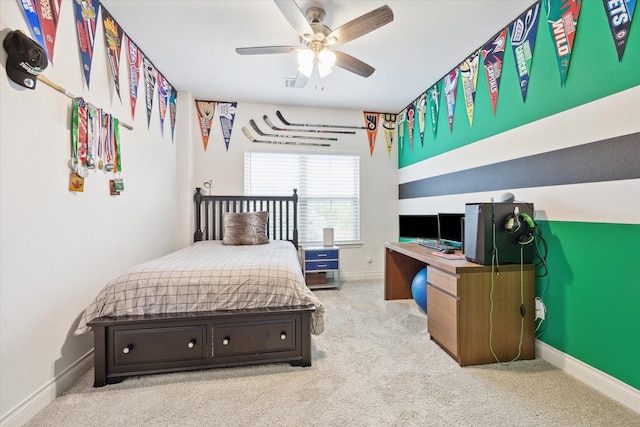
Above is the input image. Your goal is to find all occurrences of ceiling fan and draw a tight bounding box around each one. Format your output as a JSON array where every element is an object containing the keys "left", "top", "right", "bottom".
[{"left": 235, "top": 1, "right": 393, "bottom": 88}]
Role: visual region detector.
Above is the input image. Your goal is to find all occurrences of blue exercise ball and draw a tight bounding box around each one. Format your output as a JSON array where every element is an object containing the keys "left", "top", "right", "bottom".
[{"left": 411, "top": 267, "right": 428, "bottom": 312}]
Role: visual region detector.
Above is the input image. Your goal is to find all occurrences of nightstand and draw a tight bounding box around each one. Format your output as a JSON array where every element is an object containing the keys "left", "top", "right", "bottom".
[{"left": 302, "top": 245, "right": 340, "bottom": 289}]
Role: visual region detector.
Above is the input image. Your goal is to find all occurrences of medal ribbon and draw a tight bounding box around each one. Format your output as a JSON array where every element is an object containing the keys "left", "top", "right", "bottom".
[
  {"left": 77, "top": 98, "right": 88, "bottom": 166},
  {"left": 71, "top": 98, "right": 79, "bottom": 171},
  {"left": 114, "top": 117, "right": 121, "bottom": 172}
]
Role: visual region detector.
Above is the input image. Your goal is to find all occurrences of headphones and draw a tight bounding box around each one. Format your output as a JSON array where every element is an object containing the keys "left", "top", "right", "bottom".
[{"left": 504, "top": 208, "right": 536, "bottom": 245}]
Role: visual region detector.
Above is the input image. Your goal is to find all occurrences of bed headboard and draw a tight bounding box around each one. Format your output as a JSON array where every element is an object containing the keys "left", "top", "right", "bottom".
[{"left": 194, "top": 188, "right": 298, "bottom": 247}]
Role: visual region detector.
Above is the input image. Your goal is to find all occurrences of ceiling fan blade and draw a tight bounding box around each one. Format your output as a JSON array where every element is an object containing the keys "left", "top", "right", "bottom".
[
  {"left": 274, "top": 0, "right": 314, "bottom": 38},
  {"left": 327, "top": 5, "right": 393, "bottom": 46},
  {"left": 333, "top": 51, "right": 375, "bottom": 78},
  {"left": 235, "top": 46, "right": 298, "bottom": 55}
]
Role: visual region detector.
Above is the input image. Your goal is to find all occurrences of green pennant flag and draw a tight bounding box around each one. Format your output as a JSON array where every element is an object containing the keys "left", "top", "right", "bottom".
[{"left": 544, "top": 0, "right": 582, "bottom": 86}]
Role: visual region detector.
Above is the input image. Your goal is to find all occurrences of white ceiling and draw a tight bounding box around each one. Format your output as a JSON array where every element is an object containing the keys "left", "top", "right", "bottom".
[{"left": 100, "top": 0, "right": 537, "bottom": 113}]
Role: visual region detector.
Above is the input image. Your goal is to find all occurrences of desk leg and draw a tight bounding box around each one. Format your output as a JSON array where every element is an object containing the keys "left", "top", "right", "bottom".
[{"left": 384, "top": 248, "right": 425, "bottom": 300}]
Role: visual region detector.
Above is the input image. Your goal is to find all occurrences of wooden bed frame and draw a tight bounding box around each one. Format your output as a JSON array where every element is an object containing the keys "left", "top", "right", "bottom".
[{"left": 88, "top": 188, "right": 315, "bottom": 387}]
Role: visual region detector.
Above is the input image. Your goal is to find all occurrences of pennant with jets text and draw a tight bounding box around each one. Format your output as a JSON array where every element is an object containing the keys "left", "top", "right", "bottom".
[
  {"left": 407, "top": 102, "right": 416, "bottom": 151},
  {"left": 157, "top": 73, "right": 169, "bottom": 136},
  {"left": 102, "top": 7, "right": 124, "bottom": 100},
  {"left": 510, "top": 2, "right": 541, "bottom": 102},
  {"left": 73, "top": 0, "right": 99, "bottom": 88},
  {"left": 443, "top": 69, "right": 459, "bottom": 133},
  {"left": 35, "top": 0, "right": 62, "bottom": 64},
  {"left": 218, "top": 102, "right": 237, "bottom": 151},
  {"left": 363, "top": 112, "right": 380, "bottom": 156},
  {"left": 482, "top": 28, "right": 508, "bottom": 115},
  {"left": 427, "top": 81, "right": 441, "bottom": 138},
  {"left": 459, "top": 49, "right": 481, "bottom": 127},
  {"left": 126, "top": 36, "right": 142, "bottom": 119},
  {"left": 382, "top": 113, "right": 396, "bottom": 156},
  {"left": 417, "top": 93, "right": 426, "bottom": 146},
  {"left": 397, "top": 108, "right": 407, "bottom": 152},
  {"left": 17, "top": 0, "right": 50, "bottom": 62},
  {"left": 143, "top": 57, "right": 158, "bottom": 128},
  {"left": 545, "top": 0, "right": 582, "bottom": 87},
  {"left": 196, "top": 100, "right": 215, "bottom": 151},
  {"left": 602, "top": 0, "right": 636, "bottom": 61},
  {"left": 169, "top": 86, "right": 178, "bottom": 142}
]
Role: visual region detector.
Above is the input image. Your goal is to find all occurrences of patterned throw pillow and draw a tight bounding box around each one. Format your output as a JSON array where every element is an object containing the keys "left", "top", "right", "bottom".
[{"left": 222, "top": 211, "right": 269, "bottom": 245}]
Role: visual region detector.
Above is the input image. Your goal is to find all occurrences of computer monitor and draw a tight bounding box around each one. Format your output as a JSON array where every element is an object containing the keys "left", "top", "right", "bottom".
[
  {"left": 399, "top": 215, "right": 439, "bottom": 239},
  {"left": 437, "top": 213, "right": 465, "bottom": 247}
]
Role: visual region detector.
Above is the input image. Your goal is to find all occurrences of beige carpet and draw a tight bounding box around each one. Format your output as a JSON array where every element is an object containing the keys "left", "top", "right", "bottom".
[{"left": 27, "top": 280, "right": 639, "bottom": 426}]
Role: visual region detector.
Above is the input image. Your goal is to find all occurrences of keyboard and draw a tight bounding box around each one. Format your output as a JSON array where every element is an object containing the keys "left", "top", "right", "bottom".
[{"left": 419, "top": 240, "right": 458, "bottom": 252}]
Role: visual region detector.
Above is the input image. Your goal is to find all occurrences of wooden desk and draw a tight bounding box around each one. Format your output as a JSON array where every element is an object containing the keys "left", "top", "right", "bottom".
[{"left": 385, "top": 242, "right": 535, "bottom": 366}]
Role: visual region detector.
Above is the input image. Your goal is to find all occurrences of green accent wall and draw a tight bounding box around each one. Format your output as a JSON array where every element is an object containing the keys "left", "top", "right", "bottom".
[
  {"left": 535, "top": 221, "right": 640, "bottom": 389},
  {"left": 399, "top": 1, "right": 640, "bottom": 168}
]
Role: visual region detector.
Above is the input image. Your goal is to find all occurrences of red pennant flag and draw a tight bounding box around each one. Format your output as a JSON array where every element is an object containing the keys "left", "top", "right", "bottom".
[
  {"left": 482, "top": 28, "right": 508, "bottom": 115},
  {"left": 126, "top": 36, "right": 142, "bottom": 119},
  {"left": 196, "top": 100, "right": 215, "bottom": 151},
  {"left": 363, "top": 112, "right": 380, "bottom": 156},
  {"left": 35, "top": 0, "right": 61, "bottom": 65},
  {"left": 73, "top": 0, "right": 99, "bottom": 88}
]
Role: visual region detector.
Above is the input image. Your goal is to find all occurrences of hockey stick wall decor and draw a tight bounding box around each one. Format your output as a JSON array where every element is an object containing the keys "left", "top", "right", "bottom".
[
  {"left": 263, "top": 115, "right": 355, "bottom": 135},
  {"left": 249, "top": 120, "right": 337, "bottom": 141},
  {"left": 276, "top": 111, "right": 367, "bottom": 130},
  {"left": 242, "top": 127, "right": 331, "bottom": 147}
]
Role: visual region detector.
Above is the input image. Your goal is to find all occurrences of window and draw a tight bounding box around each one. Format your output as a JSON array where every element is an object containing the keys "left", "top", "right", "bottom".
[{"left": 244, "top": 152, "right": 360, "bottom": 243}]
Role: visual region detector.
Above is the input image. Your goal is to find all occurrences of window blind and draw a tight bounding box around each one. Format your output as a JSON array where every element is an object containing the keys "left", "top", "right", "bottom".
[{"left": 244, "top": 152, "right": 360, "bottom": 243}]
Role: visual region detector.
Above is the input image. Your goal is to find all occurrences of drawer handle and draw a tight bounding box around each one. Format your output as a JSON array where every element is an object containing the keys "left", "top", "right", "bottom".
[
  {"left": 188, "top": 339, "right": 197, "bottom": 349},
  {"left": 222, "top": 337, "right": 230, "bottom": 346},
  {"left": 280, "top": 332, "right": 287, "bottom": 340},
  {"left": 317, "top": 254, "right": 328, "bottom": 257},
  {"left": 122, "top": 344, "right": 133, "bottom": 354},
  {"left": 317, "top": 264, "right": 327, "bottom": 268}
]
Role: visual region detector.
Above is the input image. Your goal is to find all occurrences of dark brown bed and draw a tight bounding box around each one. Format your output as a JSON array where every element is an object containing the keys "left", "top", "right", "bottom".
[{"left": 82, "top": 188, "right": 322, "bottom": 387}]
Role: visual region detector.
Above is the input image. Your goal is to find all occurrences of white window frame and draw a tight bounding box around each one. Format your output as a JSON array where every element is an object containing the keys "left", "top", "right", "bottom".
[{"left": 244, "top": 152, "right": 360, "bottom": 244}]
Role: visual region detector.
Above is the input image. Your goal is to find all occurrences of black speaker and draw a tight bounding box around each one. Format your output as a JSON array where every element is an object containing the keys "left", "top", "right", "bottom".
[{"left": 464, "top": 202, "right": 535, "bottom": 265}]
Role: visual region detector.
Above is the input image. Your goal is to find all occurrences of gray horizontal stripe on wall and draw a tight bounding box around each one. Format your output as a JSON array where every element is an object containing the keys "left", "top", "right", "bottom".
[{"left": 399, "top": 132, "right": 640, "bottom": 199}]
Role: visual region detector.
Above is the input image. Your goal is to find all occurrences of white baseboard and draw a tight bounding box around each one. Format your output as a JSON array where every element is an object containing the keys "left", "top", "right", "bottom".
[
  {"left": 536, "top": 340, "right": 640, "bottom": 414},
  {"left": 0, "top": 351, "right": 94, "bottom": 427},
  {"left": 340, "top": 271, "right": 384, "bottom": 282}
]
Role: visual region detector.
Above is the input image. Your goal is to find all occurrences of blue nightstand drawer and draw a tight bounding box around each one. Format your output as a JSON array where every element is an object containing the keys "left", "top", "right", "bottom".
[
  {"left": 305, "top": 260, "right": 339, "bottom": 271},
  {"left": 305, "top": 250, "right": 339, "bottom": 260}
]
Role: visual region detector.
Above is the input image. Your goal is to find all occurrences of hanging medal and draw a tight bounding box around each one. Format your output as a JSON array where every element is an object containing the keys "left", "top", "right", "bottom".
[
  {"left": 69, "top": 98, "right": 85, "bottom": 192},
  {"left": 113, "top": 116, "right": 124, "bottom": 192},
  {"left": 86, "top": 104, "right": 98, "bottom": 170},
  {"left": 77, "top": 98, "right": 89, "bottom": 178}
]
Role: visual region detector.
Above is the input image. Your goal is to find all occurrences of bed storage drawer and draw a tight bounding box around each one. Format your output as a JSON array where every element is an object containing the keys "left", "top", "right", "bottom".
[
  {"left": 112, "top": 325, "right": 206, "bottom": 365},
  {"left": 213, "top": 319, "right": 296, "bottom": 357}
]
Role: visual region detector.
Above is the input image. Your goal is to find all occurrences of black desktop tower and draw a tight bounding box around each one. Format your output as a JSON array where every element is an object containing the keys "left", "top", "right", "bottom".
[{"left": 464, "top": 202, "right": 535, "bottom": 266}]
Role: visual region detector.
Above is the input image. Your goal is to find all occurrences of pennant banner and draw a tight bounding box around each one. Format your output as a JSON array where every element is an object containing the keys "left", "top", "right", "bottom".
[
  {"left": 143, "top": 57, "right": 157, "bottom": 128},
  {"left": 510, "top": 2, "right": 541, "bottom": 102},
  {"left": 460, "top": 50, "right": 481, "bottom": 127},
  {"left": 169, "top": 86, "right": 178, "bottom": 142},
  {"left": 157, "top": 73, "right": 169, "bottom": 136},
  {"left": 417, "top": 93, "right": 426, "bottom": 146},
  {"left": 382, "top": 113, "right": 396, "bottom": 156},
  {"left": 427, "top": 81, "right": 441, "bottom": 138},
  {"left": 407, "top": 102, "right": 415, "bottom": 151},
  {"left": 35, "top": 0, "right": 62, "bottom": 64},
  {"left": 195, "top": 100, "right": 215, "bottom": 151},
  {"left": 126, "top": 36, "right": 142, "bottom": 119},
  {"left": 545, "top": 0, "right": 582, "bottom": 86},
  {"left": 73, "top": 0, "right": 99, "bottom": 88},
  {"left": 17, "top": 0, "right": 49, "bottom": 62},
  {"left": 363, "top": 112, "right": 380, "bottom": 156},
  {"left": 102, "top": 7, "right": 124, "bottom": 100},
  {"left": 482, "top": 28, "right": 508, "bottom": 115},
  {"left": 397, "top": 108, "right": 407, "bottom": 152},
  {"left": 443, "top": 69, "right": 459, "bottom": 133},
  {"left": 218, "top": 102, "right": 237, "bottom": 151},
  {"left": 602, "top": 0, "right": 636, "bottom": 61}
]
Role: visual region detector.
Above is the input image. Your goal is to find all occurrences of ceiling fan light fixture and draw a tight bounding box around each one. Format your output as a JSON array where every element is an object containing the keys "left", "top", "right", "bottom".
[{"left": 318, "top": 49, "right": 336, "bottom": 68}]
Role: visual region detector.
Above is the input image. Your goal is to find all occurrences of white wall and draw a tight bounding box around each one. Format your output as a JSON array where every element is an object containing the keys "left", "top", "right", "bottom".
[
  {"left": 191, "top": 102, "right": 399, "bottom": 279},
  {"left": 0, "top": 3, "right": 188, "bottom": 424}
]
